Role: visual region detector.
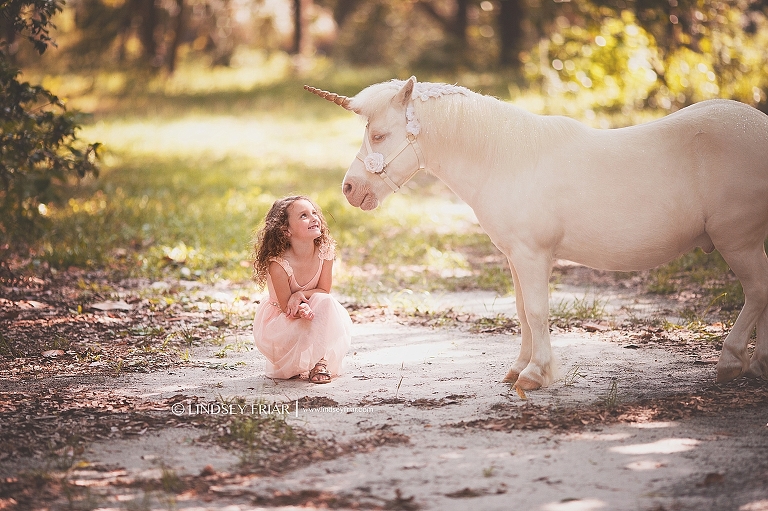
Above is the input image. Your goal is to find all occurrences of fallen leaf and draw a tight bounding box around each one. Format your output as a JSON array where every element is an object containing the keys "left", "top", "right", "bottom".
[
  {"left": 42, "top": 350, "right": 65, "bottom": 358},
  {"left": 446, "top": 487, "right": 484, "bottom": 498},
  {"left": 700, "top": 473, "right": 724, "bottom": 486}
]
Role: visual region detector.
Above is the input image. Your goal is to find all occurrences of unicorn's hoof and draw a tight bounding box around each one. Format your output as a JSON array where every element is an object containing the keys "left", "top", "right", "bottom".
[
  {"left": 744, "top": 359, "right": 767, "bottom": 380},
  {"left": 716, "top": 349, "right": 744, "bottom": 383},
  {"left": 515, "top": 376, "right": 542, "bottom": 391},
  {"left": 716, "top": 361, "right": 743, "bottom": 383},
  {"left": 501, "top": 370, "right": 519, "bottom": 384}
]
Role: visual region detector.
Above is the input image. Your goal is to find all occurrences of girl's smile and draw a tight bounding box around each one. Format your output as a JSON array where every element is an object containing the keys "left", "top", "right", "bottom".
[{"left": 287, "top": 199, "right": 322, "bottom": 241}]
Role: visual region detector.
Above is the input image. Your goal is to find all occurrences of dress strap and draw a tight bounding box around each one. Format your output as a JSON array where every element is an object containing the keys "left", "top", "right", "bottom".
[{"left": 268, "top": 257, "right": 293, "bottom": 277}]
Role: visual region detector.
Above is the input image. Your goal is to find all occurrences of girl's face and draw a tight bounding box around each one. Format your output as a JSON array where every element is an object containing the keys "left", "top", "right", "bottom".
[{"left": 285, "top": 199, "right": 322, "bottom": 242}]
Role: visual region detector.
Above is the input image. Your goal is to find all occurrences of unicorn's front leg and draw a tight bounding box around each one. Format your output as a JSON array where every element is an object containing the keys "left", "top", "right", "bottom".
[
  {"left": 508, "top": 253, "right": 556, "bottom": 390},
  {"left": 502, "top": 264, "right": 531, "bottom": 383}
]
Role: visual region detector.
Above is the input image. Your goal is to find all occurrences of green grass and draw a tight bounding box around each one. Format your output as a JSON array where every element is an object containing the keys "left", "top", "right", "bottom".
[
  {"left": 35, "top": 64, "right": 503, "bottom": 293},
  {"left": 550, "top": 294, "right": 607, "bottom": 328},
  {"left": 645, "top": 248, "right": 746, "bottom": 317}
]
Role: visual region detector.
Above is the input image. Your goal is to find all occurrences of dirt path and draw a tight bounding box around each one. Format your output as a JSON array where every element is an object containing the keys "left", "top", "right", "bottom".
[{"left": 2, "top": 280, "right": 768, "bottom": 510}]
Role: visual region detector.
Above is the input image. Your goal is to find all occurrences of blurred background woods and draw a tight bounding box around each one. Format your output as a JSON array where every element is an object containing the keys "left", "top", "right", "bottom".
[
  {"left": 1, "top": 0, "right": 767, "bottom": 303},
  {"left": 4, "top": 0, "right": 768, "bottom": 110}
]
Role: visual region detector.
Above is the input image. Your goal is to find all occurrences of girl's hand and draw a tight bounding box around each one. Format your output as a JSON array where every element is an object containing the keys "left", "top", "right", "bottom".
[
  {"left": 297, "top": 302, "right": 314, "bottom": 320},
  {"left": 286, "top": 291, "right": 308, "bottom": 317}
]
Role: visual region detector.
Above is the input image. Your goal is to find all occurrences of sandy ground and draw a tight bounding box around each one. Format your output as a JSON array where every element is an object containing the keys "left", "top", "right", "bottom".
[{"left": 50, "top": 288, "right": 768, "bottom": 511}]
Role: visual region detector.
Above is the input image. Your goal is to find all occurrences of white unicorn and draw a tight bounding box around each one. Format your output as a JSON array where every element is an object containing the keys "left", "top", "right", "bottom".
[{"left": 305, "top": 76, "right": 768, "bottom": 390}]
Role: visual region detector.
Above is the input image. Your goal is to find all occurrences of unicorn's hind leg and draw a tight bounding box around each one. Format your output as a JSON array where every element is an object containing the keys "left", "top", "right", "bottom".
[
  {"left": 716, "top": 244, "right": 768, "bottom": 383},
  {"left": 502, "top": 264, "right": 531, "bottom": 384},
  {"left": 745, "top": 300, "right": 768, "bottom": 379}
]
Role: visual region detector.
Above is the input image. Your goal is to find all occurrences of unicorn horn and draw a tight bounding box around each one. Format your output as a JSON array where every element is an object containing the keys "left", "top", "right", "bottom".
[{"left": 303, "top": 85, "right": 352, "bottom": 110}]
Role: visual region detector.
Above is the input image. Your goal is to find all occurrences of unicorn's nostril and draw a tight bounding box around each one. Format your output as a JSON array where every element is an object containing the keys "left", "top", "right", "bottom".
[{"left": 343, "top": 182, "right": 353, "bottom": 196}]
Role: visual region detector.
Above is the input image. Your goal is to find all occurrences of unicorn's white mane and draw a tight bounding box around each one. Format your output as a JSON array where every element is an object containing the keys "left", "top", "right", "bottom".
[
  {"left": 349, "top": 79, "right": 468, "bottom": 119},
  {"left": 393, "top": 80, "right": 471, "bottom": 102}
]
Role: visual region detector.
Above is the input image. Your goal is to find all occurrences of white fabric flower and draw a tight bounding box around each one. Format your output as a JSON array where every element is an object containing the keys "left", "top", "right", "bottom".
[
  {"left": 318, "top": 241, "right": 336, "bottom": 261},
  {"left": 406, "top": 105, "right": 421, "bottom": 136},
  {"left": 364, "top": 153, "right": 385, "bottom": 173}
]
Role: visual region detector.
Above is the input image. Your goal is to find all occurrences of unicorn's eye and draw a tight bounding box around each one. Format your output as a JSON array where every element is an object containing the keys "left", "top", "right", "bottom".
[{"left": 372, "top": 133, "right": 385, "bottom": 142}]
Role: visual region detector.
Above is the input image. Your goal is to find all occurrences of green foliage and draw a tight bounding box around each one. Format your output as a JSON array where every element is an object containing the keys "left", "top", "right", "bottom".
[
  {"left": 1, "top": 1, "right": 100, "bottom": 247},
  {"left": 0, "top": 59, "right": 99, "bottom": 245},
  {"left": 1, "top": 0, "right": 63, "bottom": 55},
  {"left": 647, "top": 265, "right": 678, "bottom": 295},
  {"left": 522, "top": 4, "right": 768, "bottom": 122}
]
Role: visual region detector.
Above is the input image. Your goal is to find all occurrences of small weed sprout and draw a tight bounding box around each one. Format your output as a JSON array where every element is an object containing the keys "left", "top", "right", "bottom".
[
  {"left": 0, "top": 334, "right": 20, "bottom": 358},
  {"left": 470, "top": 313, "right": 517, "bottom": 333},
  {"left": 220, "top": 298, "right": 249, "bottom": 328},
  {"left": 600, "top": 377, "right": 619, "bottom": 409},
  {"left": 212, "top": 397, "right": 299, "bottom": 466},
  {"left": 61, "top": 476, "right": 99, "bottom": 509},
  {"left": 395, "top": 375, "right": 404, "bottom": 398},
  {"left": 233, "top": 337, "right": 252, "bottom": 352},
  {"left": 396, "top": 362, "right": 405, "bottom": 398},
  {"left": 177, "top": 324, "right": 197, "bottom": 346},
  {"left": 210, "top": 334, "right": 227, "bottom": 346},
  {"left": 160, "top": 467, "right": 183, "bottom": 493},
  {"left": 551, "top": 294, "right": 607, "bottom": 328},
  {"left": 77, "top": 347, "right": 101, "bottom": 364},
  {"left": 45, "top": 336, "right": 71, "bottom": 351},
  {"left": 648, "top": 267, "right": 677, "bottom": 295},
  {"left": 562, "top": 365, "right": 587, "bottom": 386},
  {"left": 214, "top": 344, "right": 234, "bottom": 358},
  {"left": 124, "top": 490, "right": 153, "bottom": 511}
]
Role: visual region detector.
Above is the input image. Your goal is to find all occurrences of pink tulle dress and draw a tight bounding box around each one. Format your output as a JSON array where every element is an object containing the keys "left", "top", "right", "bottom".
[{"left": 252, "top": 255, "right": 352, "bottom": 379}]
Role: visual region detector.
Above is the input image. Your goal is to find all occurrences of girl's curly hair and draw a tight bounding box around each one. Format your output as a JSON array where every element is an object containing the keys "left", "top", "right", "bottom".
[{"left": 251, "top": 196, "right": 335, "bottom": 288}]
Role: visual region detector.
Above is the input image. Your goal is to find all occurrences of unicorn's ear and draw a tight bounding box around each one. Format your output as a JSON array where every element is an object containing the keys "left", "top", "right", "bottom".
[{"left": 394, "top": 76, "right": 417, "bottom": 106}]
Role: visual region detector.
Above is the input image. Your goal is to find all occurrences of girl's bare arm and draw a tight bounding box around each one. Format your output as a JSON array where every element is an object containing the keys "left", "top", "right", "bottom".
[
  {"left": 268, "top": 261, "right": 293, "bottom": 313},
  {"left": 285, "top": 260, "right": 333, "bottom": 315}
]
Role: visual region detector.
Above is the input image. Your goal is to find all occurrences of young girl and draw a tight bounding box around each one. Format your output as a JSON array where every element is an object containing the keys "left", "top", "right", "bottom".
[{"left": 251, "top": 196, "right": 352, "bottom": 383}]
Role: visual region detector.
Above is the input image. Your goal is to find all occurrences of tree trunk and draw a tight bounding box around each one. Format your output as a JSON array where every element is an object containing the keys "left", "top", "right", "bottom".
[
  {"left": 292, "top": 0, "right": 314, "bottom": 57},
  {"left": 332, "top": 0, "right": 364, "bottom": 30},
  {"left": 167, "top": 0, "right": 187, "bottom": 73},
  {"left": 454, "top": 0, "right": 468, "bottom": 44},
  {"left": 417, "top": 0, "right": 468, "bottom": 44},
  {"left": 292, "top": 0, "right": 300, "bottom": 54},
  {"left": 498, "top": 0, "right": 524, "bottom": 68},
  {"left": 138, "top": 0, "right": 158, "bottom": 64}
]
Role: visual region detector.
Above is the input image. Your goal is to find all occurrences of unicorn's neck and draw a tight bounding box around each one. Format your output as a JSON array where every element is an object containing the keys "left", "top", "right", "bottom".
[{"left": 416, "top": 91, "right": 543, "bottom": 204}]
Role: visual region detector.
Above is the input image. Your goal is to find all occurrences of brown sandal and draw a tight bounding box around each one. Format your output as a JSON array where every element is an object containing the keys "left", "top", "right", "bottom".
[{"left": 309, "top": 359, "right": 332, "bottom": 384}]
